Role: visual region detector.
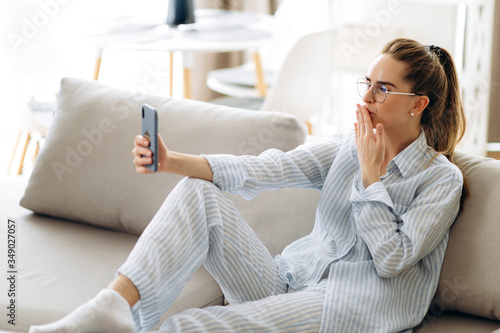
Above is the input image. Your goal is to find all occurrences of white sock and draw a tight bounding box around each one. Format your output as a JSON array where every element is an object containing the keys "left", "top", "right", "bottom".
[{"left": 29, "top": 289, "right": 135, "bottom": 333}]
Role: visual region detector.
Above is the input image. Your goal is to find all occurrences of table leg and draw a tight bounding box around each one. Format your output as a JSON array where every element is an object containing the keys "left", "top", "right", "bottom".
[
  {"left": 183, "top": 68, "right": 192, "bottom": 99},
  {"left": 17, "top": 132, "right": 31, "bottom": 175},
  {"left": 7, "top": 131, "right": 22, "bottom": 176},
  {"left": 182, "top": 52, "right": 193, "bottom": 99},
  {"left": 93, "top": 48, "right": 104, "bottom": 80},
  {"left": 252, "top": 52, "right": 268, "bottom": 97}
]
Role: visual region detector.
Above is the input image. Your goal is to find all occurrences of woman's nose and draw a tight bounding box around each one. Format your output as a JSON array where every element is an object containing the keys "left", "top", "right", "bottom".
[{"left": 363, "top": 86, "right": 375, "bottom": 104}]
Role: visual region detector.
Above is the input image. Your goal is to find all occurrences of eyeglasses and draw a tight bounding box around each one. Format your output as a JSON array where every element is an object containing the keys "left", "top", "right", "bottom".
[{"left": 357, "top": 78, "right": 419, "bottom": 103}]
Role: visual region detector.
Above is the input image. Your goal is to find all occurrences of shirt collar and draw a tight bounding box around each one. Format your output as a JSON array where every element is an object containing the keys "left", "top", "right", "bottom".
[{"left": 390, "top": 130, "right": 433, "bottom": 178}]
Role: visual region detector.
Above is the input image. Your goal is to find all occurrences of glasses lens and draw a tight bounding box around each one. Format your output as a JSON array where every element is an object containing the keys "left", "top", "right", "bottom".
[
  {"left": 373, "top": 83, "right": 388, "bottom": 103},
  {"left": 357, "top": 79, "right": 369, "bottom": 98}
]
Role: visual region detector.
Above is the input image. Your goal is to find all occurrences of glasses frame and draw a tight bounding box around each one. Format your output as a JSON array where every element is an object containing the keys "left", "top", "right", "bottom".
[{"left": 357, "top": 78, "right": 420, "bottom": 103}]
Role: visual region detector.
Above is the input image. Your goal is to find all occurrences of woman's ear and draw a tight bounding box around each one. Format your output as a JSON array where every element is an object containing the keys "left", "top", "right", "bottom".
[{"left": 412, "top": 95, "right": 430, "bottom": 116}]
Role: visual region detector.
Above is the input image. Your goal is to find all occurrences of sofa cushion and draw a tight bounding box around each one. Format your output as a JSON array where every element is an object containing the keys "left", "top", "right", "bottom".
[
  {"left": 414, "top": 311, "right": 500, "bottom": 332},
  {"left": 433, "top": 152, "right": 500, "bottom": 320},
  {"left": 20, "top": 77, "right": 308, "bottom": 235}
]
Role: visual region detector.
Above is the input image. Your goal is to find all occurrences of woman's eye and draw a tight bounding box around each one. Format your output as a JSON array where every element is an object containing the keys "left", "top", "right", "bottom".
[{"left": 377, "top": 84, "right": 387, "bottom": 93}]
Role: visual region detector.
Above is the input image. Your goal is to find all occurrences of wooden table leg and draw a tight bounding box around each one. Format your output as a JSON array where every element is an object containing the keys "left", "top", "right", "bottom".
[
  {"left": 17, "top": 132, "right": 31, "bottom": 175},
  {"left": 33, "top": 139, "right": 41, "bottom": 163},
  {"left": 182, "top": 52, "right": 193, "bottom": 99},
  {"left": 93, "top": 48, "right": 104, "bottom": 80},
  {"left": 7, "top": 131, "right": 22, "bottom": 176},
  {"left": 252, "top": 52, "right": 268, "bottom": 97},
  {"left": 183, "top": 68, "right": 192, "bottom": 99}
]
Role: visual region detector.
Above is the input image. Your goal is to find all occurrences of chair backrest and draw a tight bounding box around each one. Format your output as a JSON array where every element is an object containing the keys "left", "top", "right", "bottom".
[
  {"left": 260, "top": 29, "right": 334, "bottom": 124},
  {"left": 260, "top": 0, "right": 330, "bottom": 71}
]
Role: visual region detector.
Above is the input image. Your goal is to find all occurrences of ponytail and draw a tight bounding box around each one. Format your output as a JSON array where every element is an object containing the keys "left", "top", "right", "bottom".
[
  {"left": 423, "top": 46, "right": 466, "bottom": 161},
  {"left": 381, "top": 38, "right": 468, "bottom": 196}
]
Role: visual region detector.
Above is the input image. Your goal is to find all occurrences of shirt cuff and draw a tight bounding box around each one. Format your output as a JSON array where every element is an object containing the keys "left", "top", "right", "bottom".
[
  {"left": 350, "top": 180, "right": 394, "bottom": 210},
  {"left": 202, "top": 154, "right": 247, "bottom": 192}
]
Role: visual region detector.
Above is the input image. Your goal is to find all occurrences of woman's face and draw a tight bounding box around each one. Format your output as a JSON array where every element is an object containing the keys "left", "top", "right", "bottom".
[{"left": 361, "top": 54, "right": 418, "bottom": 131}]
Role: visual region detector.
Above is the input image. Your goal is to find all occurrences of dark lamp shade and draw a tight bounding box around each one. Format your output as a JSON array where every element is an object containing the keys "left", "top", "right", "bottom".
[{"left": 166, "top": 0, "right": 195, "bottom": 27}]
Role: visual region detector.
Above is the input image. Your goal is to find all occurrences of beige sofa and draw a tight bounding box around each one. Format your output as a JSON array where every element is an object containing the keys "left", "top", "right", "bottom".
[{"left": 0, "top": 78, "right": 499, "bottom": 332}]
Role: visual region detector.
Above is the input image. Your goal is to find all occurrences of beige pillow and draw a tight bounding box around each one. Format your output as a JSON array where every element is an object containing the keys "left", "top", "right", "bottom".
[
  {"left": 433, "top": 152, "right": 500, "bottom": 320},
  {"left": 20, "top": 77, "right": 307, "bottom": 235}
]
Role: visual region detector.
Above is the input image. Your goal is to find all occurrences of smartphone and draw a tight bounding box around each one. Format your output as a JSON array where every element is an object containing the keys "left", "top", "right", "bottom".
[{"left": 141, "top": 104, "right": 158, "bottom": 172}]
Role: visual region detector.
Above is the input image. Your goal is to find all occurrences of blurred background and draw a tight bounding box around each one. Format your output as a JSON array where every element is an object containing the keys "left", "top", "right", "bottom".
[{"left": 1, "top": 0, "right": 499, "bottom": 179}]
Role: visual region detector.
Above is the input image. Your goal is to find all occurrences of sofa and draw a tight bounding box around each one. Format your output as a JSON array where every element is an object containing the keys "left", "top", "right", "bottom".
[{"left": 0, "top": 77, "right": 499, "bottom": 332}]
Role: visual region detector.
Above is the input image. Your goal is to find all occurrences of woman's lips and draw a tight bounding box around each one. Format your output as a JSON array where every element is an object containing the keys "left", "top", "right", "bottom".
[{"left": 361, "top": 105, "right": 374, "bottom": 117}]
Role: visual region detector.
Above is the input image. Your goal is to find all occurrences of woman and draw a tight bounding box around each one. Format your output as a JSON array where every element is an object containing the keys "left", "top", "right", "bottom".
[{"left": 30, "top": 38, "right": 466, "bottom": 333}]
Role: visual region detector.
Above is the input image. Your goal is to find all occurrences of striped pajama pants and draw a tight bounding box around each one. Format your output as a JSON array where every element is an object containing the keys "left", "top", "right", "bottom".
[{"left": 118, "top": 178, "right": 324, "bottom": 332}]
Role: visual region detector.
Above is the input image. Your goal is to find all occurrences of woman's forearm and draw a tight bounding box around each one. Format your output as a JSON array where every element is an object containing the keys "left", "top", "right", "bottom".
[{"left": 166, "top": 151, "right": 213, "bottom": 182}]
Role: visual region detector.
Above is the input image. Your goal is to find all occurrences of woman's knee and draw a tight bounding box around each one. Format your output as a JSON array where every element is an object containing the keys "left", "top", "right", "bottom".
[
  {"left": 172, "top": 178, "right": 229, "bottom": 204},
  {"left": 176, "top": 177, "right": 219, "bottom": 193}
]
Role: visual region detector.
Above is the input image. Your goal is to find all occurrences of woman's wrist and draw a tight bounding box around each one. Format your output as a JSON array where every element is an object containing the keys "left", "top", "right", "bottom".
[{"left": 361, "top": 168, "right": 381, "bottom": 189}]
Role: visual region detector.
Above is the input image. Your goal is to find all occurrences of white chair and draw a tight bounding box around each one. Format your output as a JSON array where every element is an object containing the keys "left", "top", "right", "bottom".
[
  {"left": 1, "top": 0, "right": 66, "bottom": 176},
  {"left": 2, "top": 38, "right": 58, "bottom": 176},
  {"left": 258, "top": 29, "right": 335, "bottom": 133},
  {"left": 7, "top": 92, "right": 53, "bottom": 176},
  {"left": 206, "top": 0, "right": 330, "bottom": 99}
]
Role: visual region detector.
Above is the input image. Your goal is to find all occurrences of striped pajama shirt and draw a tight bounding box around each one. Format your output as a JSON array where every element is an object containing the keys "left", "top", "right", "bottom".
[{"left": 119, "top": 130, "right": 463, "bottom": 332}]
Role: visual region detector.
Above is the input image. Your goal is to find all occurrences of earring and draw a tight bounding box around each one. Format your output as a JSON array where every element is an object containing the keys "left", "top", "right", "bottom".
[{"left": 410, "top": 112, "right": 415, "bottom": 117}]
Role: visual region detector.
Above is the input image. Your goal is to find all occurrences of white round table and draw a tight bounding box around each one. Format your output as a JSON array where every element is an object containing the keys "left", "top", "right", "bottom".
[{"left": 90, "top": 9, "right": 275, "bottom": 98}]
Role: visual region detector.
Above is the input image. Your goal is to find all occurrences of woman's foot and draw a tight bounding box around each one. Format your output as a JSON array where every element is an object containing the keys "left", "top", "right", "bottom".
[{"left": 29, "top": 289, "right": 135, "bottom": 333}]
